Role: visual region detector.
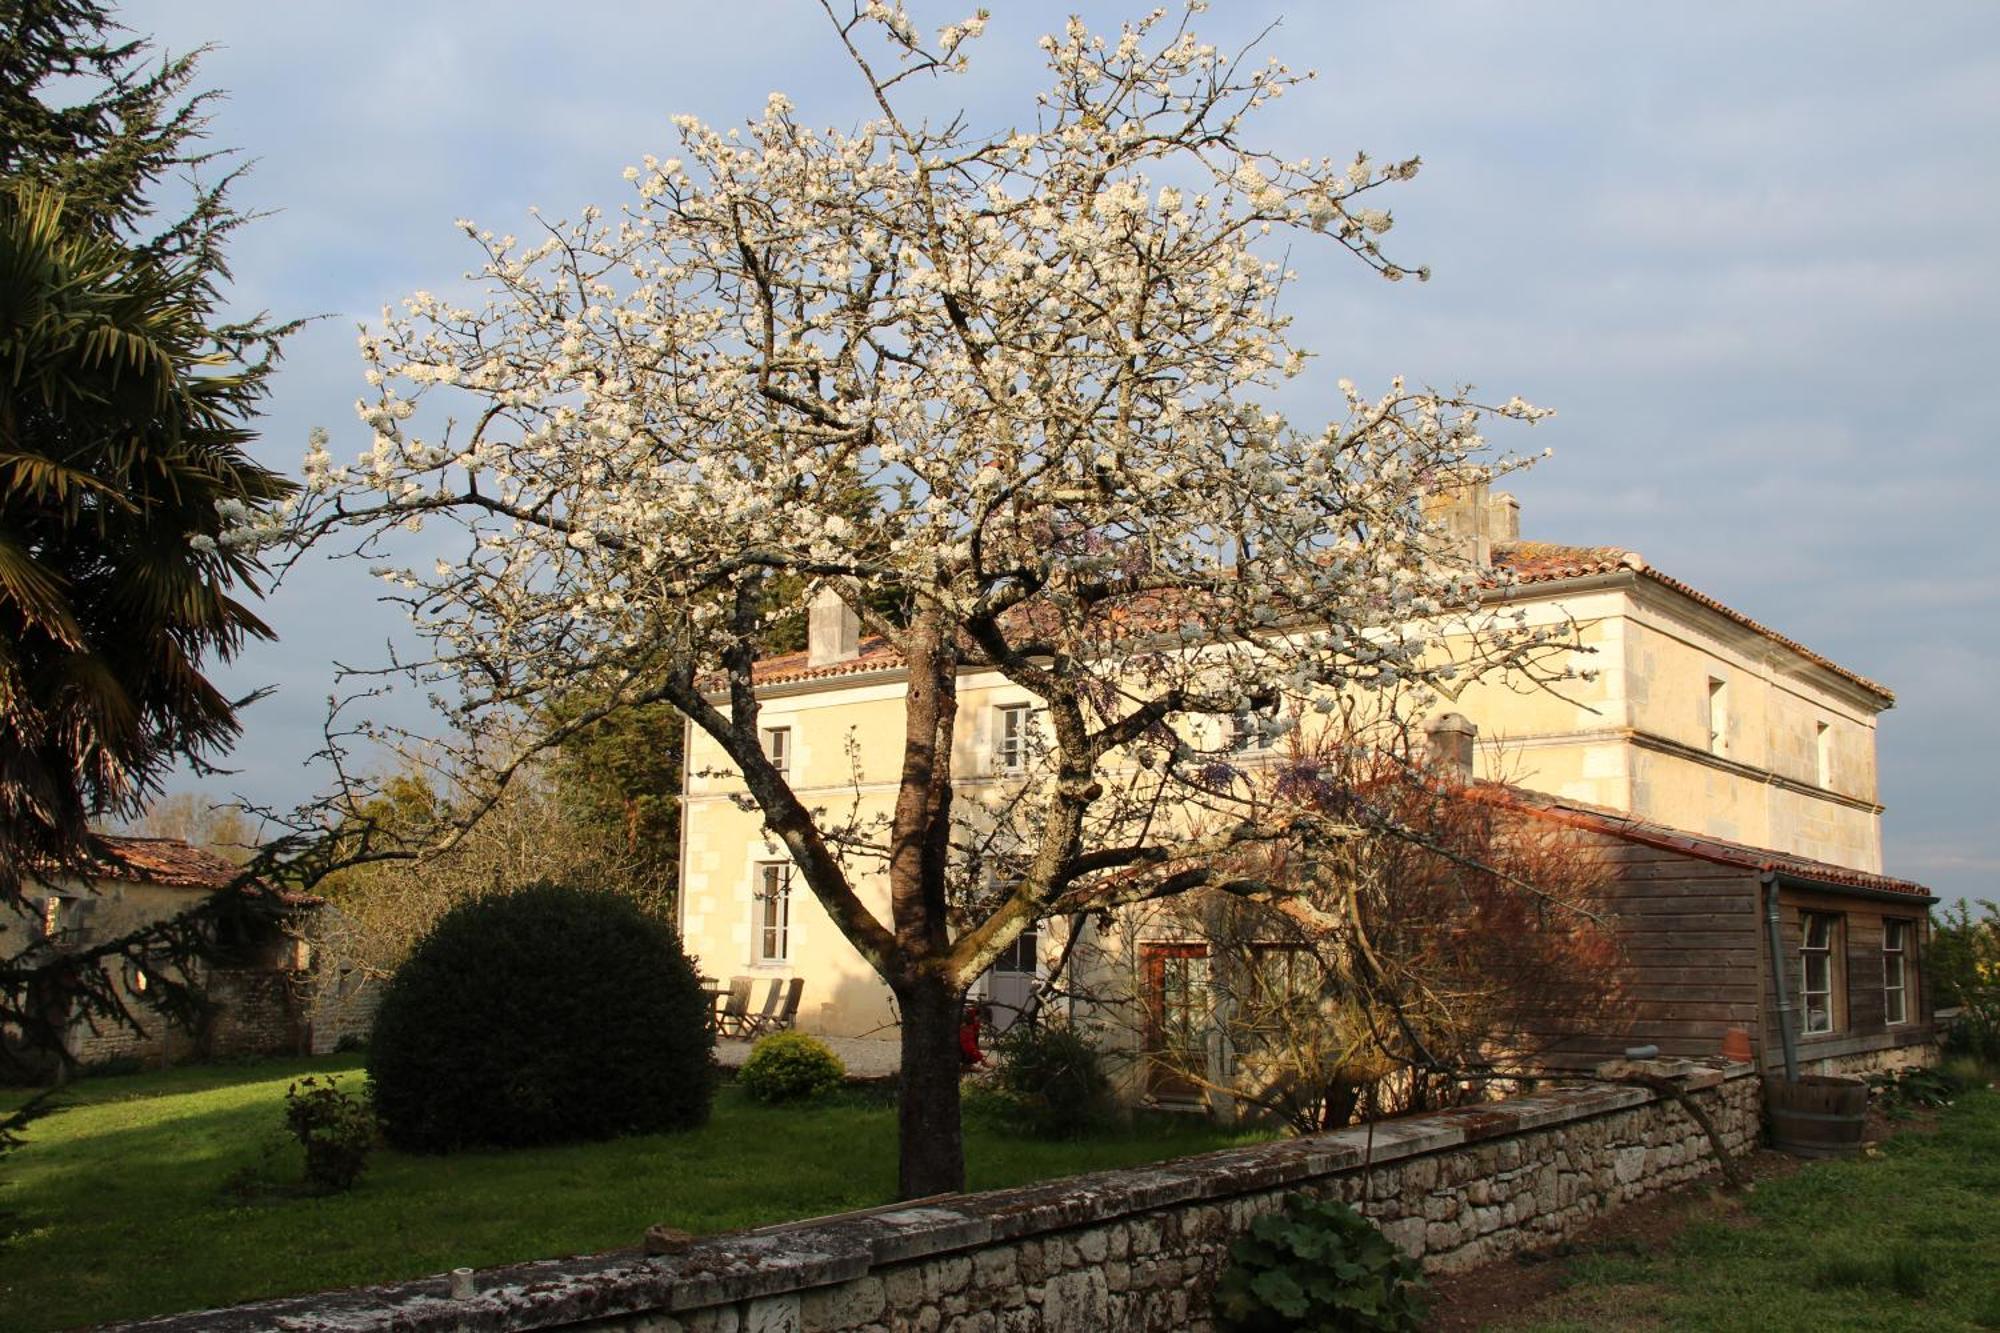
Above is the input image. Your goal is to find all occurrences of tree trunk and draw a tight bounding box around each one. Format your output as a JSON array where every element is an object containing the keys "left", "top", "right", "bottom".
[{"left": 895, "top": 971, "right": 966, "bottom": 1198}]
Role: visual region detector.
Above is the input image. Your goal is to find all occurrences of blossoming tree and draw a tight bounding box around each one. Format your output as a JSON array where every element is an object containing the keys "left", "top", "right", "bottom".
[{"left": 275, "top": 2, "right": 1565, "bottom": 1195}]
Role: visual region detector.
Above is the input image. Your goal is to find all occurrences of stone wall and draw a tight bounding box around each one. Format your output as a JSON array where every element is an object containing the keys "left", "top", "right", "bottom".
[
  {"left": 121, "top": 1064, "right": 1759, "bottom": 1333},
  {"left": 307, "top": 965, "right": 382, "bottom": 1055}
]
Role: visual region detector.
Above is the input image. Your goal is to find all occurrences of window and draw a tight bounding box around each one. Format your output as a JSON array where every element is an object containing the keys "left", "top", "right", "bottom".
[
  {"left": 761, "top": 725, "right": 791, "bottom": 778},
  {"left": 1800, "top": 911, "right": 1841, "bottom": 1035},
  {"left": 1815, "top": 722, "right": 1832, "bottom": 788},
  {"left": 1143, "top": 943, "right": 1211, "bottom": 1097},
  {"left": 1238, "top": 944, "right": 1318, "bottom": 1043},
  {"left": 1227, "top": 699, "right": 1281, "bottom": 756},
  {"left": 1884, "top": 919, "right": 1911, "bottom": 1026},
  {"left": 995, "top": 704, "right": 1031, "bottom": 774},
  {"left": 755, "top": 862, "right": 793, "bottom": 962},
  {"left": 38, "top": 896, "right": 63, "bottom": 939},
  {"left": 1706, "top": 677, "right": 1729, "bottom": 755},
  {"left": 993, "top": 925, "right": 1039, "bottom": 977}
]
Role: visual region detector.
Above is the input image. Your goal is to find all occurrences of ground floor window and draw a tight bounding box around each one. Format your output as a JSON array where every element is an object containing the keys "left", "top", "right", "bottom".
[
  {"left": 980, "top": 925, "right": 1040, "bottom": 1033},
  {"left": 1142, "top": 943, "right": 1210, "bottom": 1098},
  {"left": 1237, "top": 943, "right": 1319, "bottom": 1042},
  {"left": 1883, "top": 918, "right": 1912, "bottom": 1026},
  {"left": 755, "top": 862, "right": 792, "bottom": 962},
  {"left": 1800, "top": 911, "right": 1841, "bottom": 1035}
]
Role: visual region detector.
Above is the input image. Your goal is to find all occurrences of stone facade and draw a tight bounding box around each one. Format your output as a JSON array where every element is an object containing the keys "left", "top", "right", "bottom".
[{"left": 121, "top": 1065, "right": 1759, "bottom": 1333}]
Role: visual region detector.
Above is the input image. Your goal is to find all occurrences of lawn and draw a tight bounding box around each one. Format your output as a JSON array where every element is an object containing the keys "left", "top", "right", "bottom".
[
  {"left": 1515, "top": 1083, "right": 2000, "bottom": 1332},
  {"left": 0, "top": 1056, "right": 1266, "bottom": 1332}
]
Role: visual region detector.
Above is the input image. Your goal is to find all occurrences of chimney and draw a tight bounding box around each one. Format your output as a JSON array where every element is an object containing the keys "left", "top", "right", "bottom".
[
  {"left": 1420, "top": 469, "right": 1492, "bottom": 568},
  {"left": 806, "top": 585, "right": 860, "bottom": 666},
  {"left": 1487, "top": 491, "right": 1520, "bottom": 544},
  {"left": 1424, "top": 712, "right": 1479, "bottom": 781}
]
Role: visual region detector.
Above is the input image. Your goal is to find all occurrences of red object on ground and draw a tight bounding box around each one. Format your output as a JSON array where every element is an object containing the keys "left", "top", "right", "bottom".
[{"left": 959, "top": 1006, "right": 986, "bottom": 1067}]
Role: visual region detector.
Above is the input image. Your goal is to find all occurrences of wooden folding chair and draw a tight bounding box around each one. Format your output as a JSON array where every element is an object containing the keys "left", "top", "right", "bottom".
[
  {"left": 716, "top": 976, "right": 754, "bottom": 1038},
  {"left": 745, "top": 978, "right": 805, "bottom": 1037},
  {"left": 742, "top": 978, "right": 786, "bottom": 1035}
]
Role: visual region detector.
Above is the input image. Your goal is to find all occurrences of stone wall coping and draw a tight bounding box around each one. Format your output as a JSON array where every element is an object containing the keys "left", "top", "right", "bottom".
[{"left": 116, "top": 1063, "right": 1754, "bottom": 1333}]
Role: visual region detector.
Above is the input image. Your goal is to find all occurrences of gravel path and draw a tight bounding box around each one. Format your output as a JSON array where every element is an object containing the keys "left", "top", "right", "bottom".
[{"left": 715, "top": 1034, "right": 902, "bottom": 1080}]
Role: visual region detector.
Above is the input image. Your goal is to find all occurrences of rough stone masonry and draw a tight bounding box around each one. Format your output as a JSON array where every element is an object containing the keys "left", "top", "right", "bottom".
[{"left": 120, "top": 1063, "right": 1759, "bottom": 1333}]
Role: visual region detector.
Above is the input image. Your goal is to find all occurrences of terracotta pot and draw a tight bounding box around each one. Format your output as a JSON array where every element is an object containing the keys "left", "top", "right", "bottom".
[{"left": 1720, "top": 1027, "right": 1753, "bottom": 1063}]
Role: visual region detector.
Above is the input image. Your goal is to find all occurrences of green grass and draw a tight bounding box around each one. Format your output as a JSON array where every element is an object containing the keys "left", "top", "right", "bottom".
[
  {"left": 0, "top": 1056, "right": 1265, "bottom": 1331},
  {"left": 1520, "top": 1084, "right": 2000, "bottom": 1332}
]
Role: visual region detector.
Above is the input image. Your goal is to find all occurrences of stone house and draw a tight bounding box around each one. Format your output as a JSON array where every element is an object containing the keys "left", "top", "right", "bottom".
[
  {"left": 675, "top": 488, "right": 1930, "bottom": 1081},
  {"left": 2, "top": 836, "right": 376, "bottom": 1074}
]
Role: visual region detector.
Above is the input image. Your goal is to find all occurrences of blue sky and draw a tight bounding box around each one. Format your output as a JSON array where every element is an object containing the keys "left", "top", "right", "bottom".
[{"left": 120, "top": 2, "right": 1998, "bottom": 903}]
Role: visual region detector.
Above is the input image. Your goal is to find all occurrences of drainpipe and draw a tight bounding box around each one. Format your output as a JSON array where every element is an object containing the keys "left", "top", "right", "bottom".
[{"left": 1761, "top": 872, "right": 1799, "bottom": 1083}]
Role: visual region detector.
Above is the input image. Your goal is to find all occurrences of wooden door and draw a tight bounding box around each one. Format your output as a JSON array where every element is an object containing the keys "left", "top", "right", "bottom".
[{"left": 1142, "top": 943, "right": 1210, "bottom": 1100}]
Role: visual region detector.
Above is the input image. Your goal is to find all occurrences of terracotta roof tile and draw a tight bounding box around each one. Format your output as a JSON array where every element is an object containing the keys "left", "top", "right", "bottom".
[
  {"left": 748, "top": 635, "right": 905, "bottom": 686},
  {"left": 81, "top": 836, "right": 243, "bottom": 889},
  {"left": 67, "top": 836, "right": 322, "bottom": 906},
  {"left": 1490, "top": 541, "right": 1893, "bottom": 703},
  {"left": 743, "top": 541, "right": 1891, "bottom": 703},
  {"left": 1470, "top": 783, "right": 1932, "bottom": 900}
]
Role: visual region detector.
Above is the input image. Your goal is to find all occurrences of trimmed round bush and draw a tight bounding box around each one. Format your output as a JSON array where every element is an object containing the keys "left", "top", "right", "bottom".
[
  {"left": 737, "top": 1031, "right": 845, "bottom": 1103},
  {"left": 367, "top": 881, "right": 715, "bottom": 1151}
]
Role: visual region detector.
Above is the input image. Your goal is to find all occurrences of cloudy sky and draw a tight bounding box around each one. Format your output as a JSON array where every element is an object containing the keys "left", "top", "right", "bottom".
[{"left": 120, "top": 2, "right": 1997, "bottom": 903}]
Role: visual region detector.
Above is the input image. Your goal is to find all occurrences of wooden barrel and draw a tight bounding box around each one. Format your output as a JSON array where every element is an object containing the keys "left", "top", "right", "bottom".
[{"left": 1764, "top": 1074, "right": 1869, "bottom": 1158}]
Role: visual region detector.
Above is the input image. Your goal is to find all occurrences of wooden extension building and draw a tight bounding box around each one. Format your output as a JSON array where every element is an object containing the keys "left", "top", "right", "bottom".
[{"left": 1482, "top": 786, "right": 1938, "bottom": 1077}]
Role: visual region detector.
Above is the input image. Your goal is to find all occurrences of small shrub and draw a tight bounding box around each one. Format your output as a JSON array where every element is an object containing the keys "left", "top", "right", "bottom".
[
  {"left": 738, "top": 1032, "right": 845, "bottom": 1103},
  {"left": 1944, "top": 995, "right": 2000, "bottom": 1066},
  {"left": 284, "top": 1075, "right": 374, "bottom": 1194},
  {"left": 984, "top": 1019, "right": 1112, "bottom": 1139},
  {"left": 1867, "top": 1065, "right": 1967, "bottom": 1113},
  {"left": 332, "top": 1032, "right": 368, "bottom": 1055},
  {"left": 1215, "top": 1193, "right": 1428, "bottom": 1333},
  {"left": 367, "top": 881, "right": 716, "bottom": 1151}
]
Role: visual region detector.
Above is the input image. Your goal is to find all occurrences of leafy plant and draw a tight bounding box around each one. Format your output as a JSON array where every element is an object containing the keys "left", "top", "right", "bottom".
[
  {"left": 1214, "top": 1193, "right": 1429, "bottom": 1333},
  {"left": 737, "top": 1032, "right": 845, "bottom": 1104},
  {"left": 1867, "top": 1065, "right": 1968, "bottom": 1115},
  {"left": 367, "top": 881, "right": 715, "bottom": 1151},
  {"left": 983, "top": 1020, "right": 1113, "bottom": 1140},
  {"left": 1945, "top": 995, "right": 2000, "bottom": 1067},
  {"left": 283, "top": 1075, "right": 374, "bottom": 1194},
  {"left": 1930, "top": 900, "right": 1999, "bottom": 1009}
]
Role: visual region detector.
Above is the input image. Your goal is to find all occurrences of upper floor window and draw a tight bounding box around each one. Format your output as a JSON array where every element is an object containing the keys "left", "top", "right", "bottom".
[
  {"left": 1815, "top": 721, "right": 1832, "bottom": 789},
  {"left": 1706, "top": 677, "right": 1729, "bottom": 756},
  {"left": 761, "top": 725, "right": 791, "bottom": 778},
  {"left": 755, "top": 862, "right": 793, "bottom": 962},
  {"left": 1883, "top": 919, "right": 1912, "bottom": 1025},
  {"left": 1800, "top": 911, "right": 1841, "bottom": 1035},
  {"left": 995, "top": 704, "right": 1032, "bottom": 774},
  {"left": 1227, "top": 700, "right": 1280, "bottom": 756}
]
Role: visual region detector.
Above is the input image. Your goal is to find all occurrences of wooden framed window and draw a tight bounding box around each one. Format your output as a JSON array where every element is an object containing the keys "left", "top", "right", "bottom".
[
  {"left": 1799, "top": 911, "right": 1842, "bottom": 1035},
  {"left": 1883, "top": 919, "right": 1912, "bottom": 1026},
  {"left": 1142, "top": 943, "right": 1210, "bottom": 1098},
  {"left": 995, "top": 704, "right": 1031, "bottom": 774},
  {"left": 761, "top": 725, "right": 791, "bottom": 778},
  {"left": 755, "top": 862, "right": 793, "bottom": 963},
  {"left": 1238, "top": 944, "right": 1318, "bottom": 1044}
]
